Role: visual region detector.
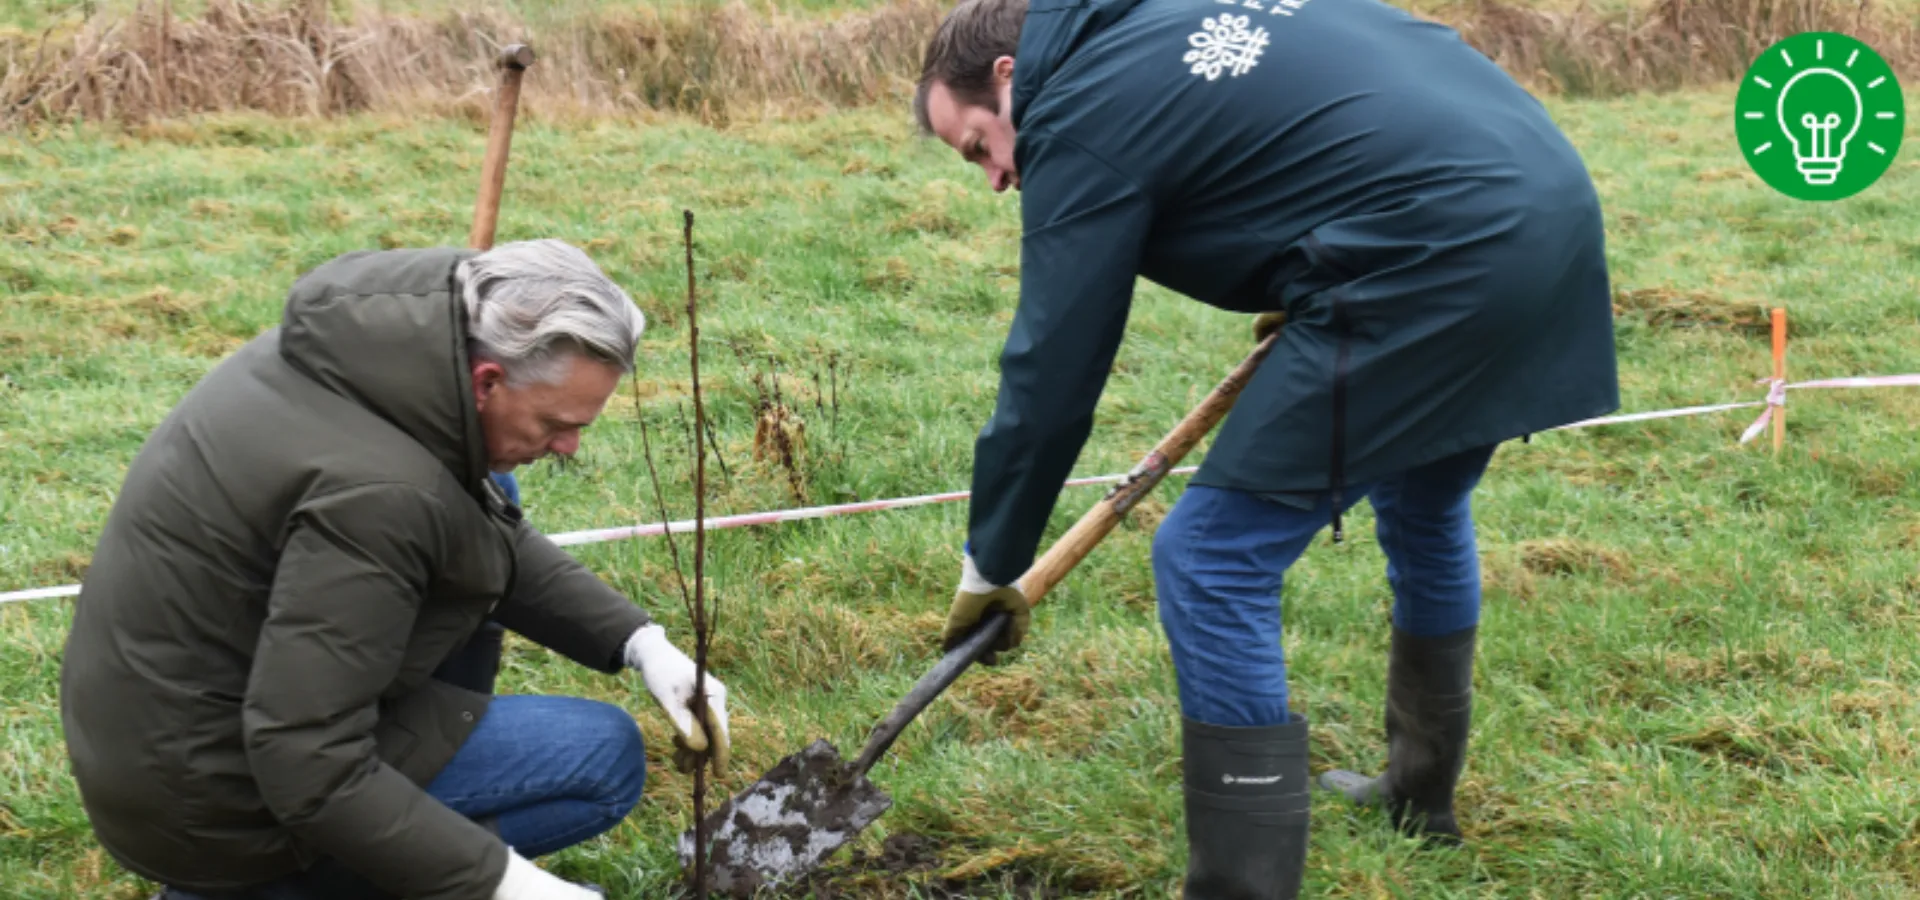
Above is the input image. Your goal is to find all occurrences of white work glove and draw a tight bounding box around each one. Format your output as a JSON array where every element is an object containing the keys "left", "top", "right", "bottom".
[
  {"left": 623, "top": 623, "right": 731, "bottom": 774},
  {"left": 491, "top": 849, "right": 603, "bottom": 899}
]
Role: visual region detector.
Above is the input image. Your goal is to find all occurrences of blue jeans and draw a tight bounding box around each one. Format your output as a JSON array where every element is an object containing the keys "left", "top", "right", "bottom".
[
  {"left": 1153, "top": 444, "right": 1497, "bottom": 728},
  {"left": 426, "top": 695, "right": 647, "bottom": 856},
  {"left": 168, "top": 696, "right": 644, "bottom": 899}
]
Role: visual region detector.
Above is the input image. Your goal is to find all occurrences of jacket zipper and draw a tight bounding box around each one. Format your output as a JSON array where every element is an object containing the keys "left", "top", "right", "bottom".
[{"left": 1307, "top": 231, "right": 1355, "bottom": 546}]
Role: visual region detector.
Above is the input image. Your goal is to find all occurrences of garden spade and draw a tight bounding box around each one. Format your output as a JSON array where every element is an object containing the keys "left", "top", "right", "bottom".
[{"left": 681, "top": 331, "right": 1284, "bottom": 896}]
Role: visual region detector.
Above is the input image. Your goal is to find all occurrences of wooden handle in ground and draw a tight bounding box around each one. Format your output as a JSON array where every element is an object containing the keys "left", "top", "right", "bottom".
[
  {"left": 468, "top": 44, "right": 536, "bottom": 251},
  {"left": 1016, "top": 332, "right": 1281, "bottom": 605}
]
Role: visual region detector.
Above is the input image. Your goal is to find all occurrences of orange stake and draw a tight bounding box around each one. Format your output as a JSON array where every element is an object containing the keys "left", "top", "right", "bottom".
[{"left": 1771, "top": 307, "right": 1787, "bottom": 453}]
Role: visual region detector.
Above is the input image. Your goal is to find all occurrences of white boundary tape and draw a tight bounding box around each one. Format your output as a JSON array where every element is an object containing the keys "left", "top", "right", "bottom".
[
  {"left": 0, "top": 466, "right": 1200, "bottom": 606},
  {"left": 6, "top": 372, "right": 1917, "bottom": 607},
  {"left": 1, "top": 585, "right": 87, "bottom": 604}
]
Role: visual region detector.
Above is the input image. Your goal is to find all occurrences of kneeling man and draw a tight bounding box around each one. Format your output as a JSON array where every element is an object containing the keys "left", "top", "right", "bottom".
[{"left": 60, "top": 240, "right": 729, "bottom": 900}]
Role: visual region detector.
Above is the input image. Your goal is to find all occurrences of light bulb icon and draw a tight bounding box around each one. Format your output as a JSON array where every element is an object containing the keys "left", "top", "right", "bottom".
[
  {"left": 1737, "top": 32, "right": 1904, "bottom": 201},
  {"left": 1778, "top": 68, "right": 1862, "bottom": 184}
]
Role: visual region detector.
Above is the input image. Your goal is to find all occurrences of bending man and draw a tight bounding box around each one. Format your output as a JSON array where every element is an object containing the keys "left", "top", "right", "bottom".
[{"left": 917, "top": 0, "right": 1618, "bottom": 895}]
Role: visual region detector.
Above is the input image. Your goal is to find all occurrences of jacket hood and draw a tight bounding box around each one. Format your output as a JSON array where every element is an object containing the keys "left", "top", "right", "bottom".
[
  {"left": 1011, "top": 0, "right": 1147, "bottom": 128},
  {"left": 278, "top": 247, "right": 489, "bottom": 492}
]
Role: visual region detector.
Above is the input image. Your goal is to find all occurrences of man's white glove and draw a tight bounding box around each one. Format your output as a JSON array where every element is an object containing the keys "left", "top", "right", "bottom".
[
  {"left": 623, "top": 623, "right": 731, "bottom": 774},
  {"left": 491, "top": 849, "right": 603, "bottom": 899}
]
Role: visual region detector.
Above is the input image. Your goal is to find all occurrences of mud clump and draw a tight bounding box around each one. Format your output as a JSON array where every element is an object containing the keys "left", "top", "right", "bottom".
[{"left": 683, "top": 739, "right": 892, "bottom": 897}]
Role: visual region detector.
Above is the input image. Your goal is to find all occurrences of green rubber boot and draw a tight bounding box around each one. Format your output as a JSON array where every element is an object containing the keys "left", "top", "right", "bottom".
[
  {"left": 1318, "top": 626, "right": 1476, "bottom": 844},
  {"left": 1181, "top": 713, "right": 1311, "bottom": 899}
]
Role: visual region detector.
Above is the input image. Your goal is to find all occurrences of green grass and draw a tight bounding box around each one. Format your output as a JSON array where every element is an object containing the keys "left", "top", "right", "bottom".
[{"left": 4, "top": 87, "right": 1920, "bottom": 898}]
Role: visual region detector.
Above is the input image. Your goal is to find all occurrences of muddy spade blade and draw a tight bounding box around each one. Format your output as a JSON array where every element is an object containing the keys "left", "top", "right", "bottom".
[
  {"left": 682, "top": 612, "right": 1012, "bottom": 896},
  {"left": 677, "top": 739, "right": 891, "bottom": 896}
]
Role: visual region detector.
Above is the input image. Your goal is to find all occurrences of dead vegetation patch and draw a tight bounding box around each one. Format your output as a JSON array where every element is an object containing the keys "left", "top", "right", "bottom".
[
  {"left": 9, "top": 287, "right": 232, "bottom": 358},
  {"left": 1661, "top": 714, "right": 1874, "bottom": 773},
  {"left": 1443, "top": 0, "right": 1918, "bottom": 97},
  {"left": 941, "top": 637, "right": 1167, "bottom": 756},
  {"left": 1821, "top": 455, "right": 1911, "bottom": 499},
  {"left": 116, "top": 285, "right": 200, "bottom": 326},
  {"left": 1615, "top": 645, "right": 1846, "bottom": 689},
  {"left": 5, "top": 0, "right": 1916, "bottom": 128},
  {"left": 1667, "top": 717, "right": 1777, "bottom": 768},
  {"left": 1516, "top": 537, "right": 1631, "bottom": 579},
  {"left": 0, "top": 0, "right": 944, "bottom": 128},
  {"left": 1613, "top": 286, "right": 1772, "bottom": 335},
  {"left": 950, "top": 670, "right": 1047, "bottom": 722},
  {"left": 790, "top": 832, "right": 1098, "bottom": 898},
  {"left": 862, "top": 256, "right": 916, "bottom": 294},
  {"left": 888, "top": 180, "right": 973, "bottom": 238},
  {"left": 1596, "top": 646, "right": 1860, "bottom": 716},
  {"left": 30, "top": 551, "right": 90, "bottom": 582},
  {"left": 1828, "top": 683, "right": 1915, "bottom": 723}
]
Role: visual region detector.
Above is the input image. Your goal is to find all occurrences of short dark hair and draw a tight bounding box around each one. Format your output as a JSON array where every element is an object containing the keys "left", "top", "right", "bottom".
[{"left": 913, "top": 0, "right": 1030, "bottom": 135}]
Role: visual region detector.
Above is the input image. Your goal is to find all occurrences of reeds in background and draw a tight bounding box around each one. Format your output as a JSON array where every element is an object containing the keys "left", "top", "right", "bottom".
[{"left": 1, "top": 0, "right": 1914, "bottom": 126}]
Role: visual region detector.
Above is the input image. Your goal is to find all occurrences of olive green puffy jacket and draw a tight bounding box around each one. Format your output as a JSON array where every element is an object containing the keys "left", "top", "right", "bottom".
[{"left": 59, "top": 247, "right": 650, "bottom": 898}]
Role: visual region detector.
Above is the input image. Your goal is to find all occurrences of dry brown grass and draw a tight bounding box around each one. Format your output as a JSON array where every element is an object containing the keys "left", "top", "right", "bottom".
[
  {"left": 1657, "top": 646, "right": 1846, "bottom": 685},
  {"left": 1446, "top": 0, "right": 1919, "bottom": 96},
  {"left": 3, "top": 0, "right": 1917, "bottom": 128},
  {"left": 1613, "top": 285, "right": 1774, "bottom": 335},
  {"left": 1517, "top": 536, "right": 1632, "bottom": 578},
  {"left": 0, "top": 0, "right": 945, "bottom": 127}
]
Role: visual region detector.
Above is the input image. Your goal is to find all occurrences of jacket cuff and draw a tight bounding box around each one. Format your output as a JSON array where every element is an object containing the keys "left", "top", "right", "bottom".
[{"left": 959, "top": 551, "right": 1005, "bottom": 593}]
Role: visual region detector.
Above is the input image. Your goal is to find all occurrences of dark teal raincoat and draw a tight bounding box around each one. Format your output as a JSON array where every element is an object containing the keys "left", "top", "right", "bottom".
[{"left": 967, "top": 0, "right": 1620, "bottom": 585}]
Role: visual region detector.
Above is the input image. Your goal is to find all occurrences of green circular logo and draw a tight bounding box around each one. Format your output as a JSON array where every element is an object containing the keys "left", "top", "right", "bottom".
[{"left": 1736, "top": 31, "right": 1905, "bottom": 201}]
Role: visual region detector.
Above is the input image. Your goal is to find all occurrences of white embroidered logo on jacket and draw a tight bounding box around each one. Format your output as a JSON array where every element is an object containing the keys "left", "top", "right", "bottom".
[{"left": 1184, "top": 13, "right": 1270, "bottom": 80}]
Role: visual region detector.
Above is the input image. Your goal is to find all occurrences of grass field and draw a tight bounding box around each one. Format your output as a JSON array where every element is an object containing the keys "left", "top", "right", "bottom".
[{"left": 5, "top": 63, "right": 1920, "bottom": 900}]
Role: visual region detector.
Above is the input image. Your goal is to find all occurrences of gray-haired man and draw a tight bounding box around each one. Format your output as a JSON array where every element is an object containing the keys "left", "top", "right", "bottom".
[{"left": 59, "top": 241, "right": 729, "bottom": 900}]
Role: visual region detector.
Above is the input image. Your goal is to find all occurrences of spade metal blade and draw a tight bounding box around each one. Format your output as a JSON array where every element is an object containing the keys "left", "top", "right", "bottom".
[
  {"left": 682, "top": 613, "right": 1011, "bottom": 895},
  {"left": 680, "top": 739, "right": 893, "bottom": 897}
]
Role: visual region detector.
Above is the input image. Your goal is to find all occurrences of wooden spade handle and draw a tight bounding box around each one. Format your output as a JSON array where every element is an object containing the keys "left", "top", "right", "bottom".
[
  {"left": 1016, "top": 332, "right": 1281, "bottom": 605},
  {"left": 847, "top": 333, "right": 1282, "bottom": 779},
  {"left": 468, "top": 44, "right": 536, "bottom": 251}
]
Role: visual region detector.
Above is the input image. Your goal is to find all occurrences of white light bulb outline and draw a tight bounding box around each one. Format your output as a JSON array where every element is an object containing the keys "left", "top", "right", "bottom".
[{"left": 1775, "top": 66, "right": 1863, "bottom": 185}]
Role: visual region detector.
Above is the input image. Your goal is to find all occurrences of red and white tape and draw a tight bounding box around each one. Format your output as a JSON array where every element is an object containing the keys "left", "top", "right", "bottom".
[
  {"left": 0, "top": 467, "right": 1200, "bottom": 606},
  {"left": 5, "top": 372, "right": 1917, "bottom": 606},
  {"left": 1548, "top": 373, "right": 1920, "bottom": 440},
  {"left": 544, "top": 468, "right": 1197, "bottom": 547}
]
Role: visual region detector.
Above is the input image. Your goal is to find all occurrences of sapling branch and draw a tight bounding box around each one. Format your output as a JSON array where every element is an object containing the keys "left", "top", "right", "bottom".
[
  {"left": 703, "top": 413, "right": 732, "bottom": 487},
  {"left": 685, "top": 208, "right": 714, "bottom": 900},
  {"left": 634, "top": 395, "right": 694, "bottom": 622}
]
